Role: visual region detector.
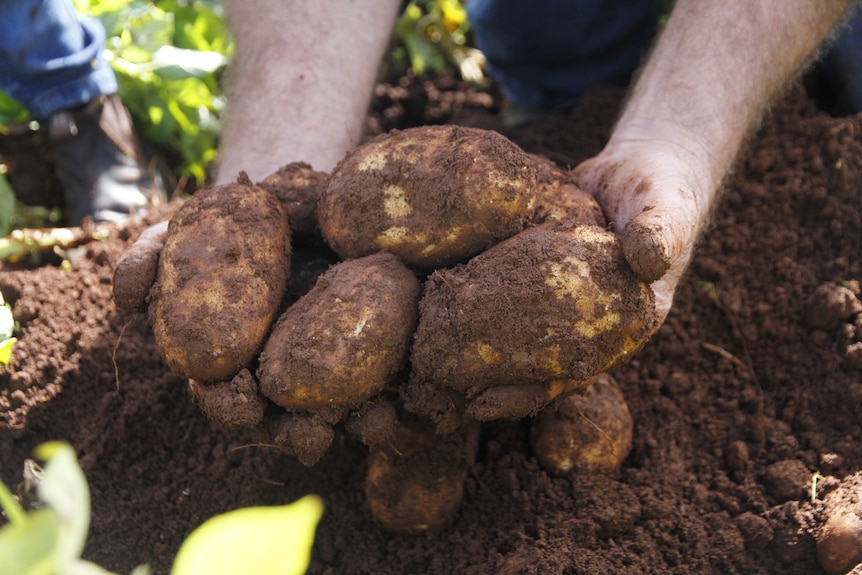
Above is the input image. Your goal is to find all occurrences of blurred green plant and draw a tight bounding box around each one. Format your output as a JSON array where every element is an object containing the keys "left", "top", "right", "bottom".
[
  {"left": 392, "top": 0, "right": 487, "bottom": 85},
  {"left": 76, "top": 0, "right": 233, "bottom": 185},
  {"left": 0, "top": 441, "right": 323, "bottom": 575},
  {"left": 0, "top": 289, "right": 17, "bottom": 365},
  {"left": 0, "top": 0, "right": 232, "bottom": 186}
]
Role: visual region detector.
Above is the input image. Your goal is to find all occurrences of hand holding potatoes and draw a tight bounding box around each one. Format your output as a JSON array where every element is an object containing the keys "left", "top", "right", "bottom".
[{"left": 113, "top": 125, "right": 661, "bottom": 462}]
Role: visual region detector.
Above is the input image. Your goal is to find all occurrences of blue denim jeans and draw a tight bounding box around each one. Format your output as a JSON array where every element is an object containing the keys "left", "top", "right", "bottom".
[
  {"left": 467, "top": 0, "right": 657, "bottom": 109},
  {"left": 468, "top": 0, "right": 862, "bottom": 114},
  {"left": 0, "top": 0, "right": 117, "bottom": 119}
]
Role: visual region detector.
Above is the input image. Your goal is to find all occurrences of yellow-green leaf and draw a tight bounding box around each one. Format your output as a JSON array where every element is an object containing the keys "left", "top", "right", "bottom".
[{"left": 171, "top": 495, "right": 323, "bottom": 575}]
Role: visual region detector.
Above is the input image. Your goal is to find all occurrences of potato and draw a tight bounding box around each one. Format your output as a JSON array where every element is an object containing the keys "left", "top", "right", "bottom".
[
  {"left": 257, "top": 251, "right": 420, "bottom": 416},
  {"left": 529, "top": 154, "right": 606, "bottom": 227},
  {"left": 817, "top": 471, "right": 862, "bottom": 575},
  {"left": 364, "top": 414, "right": 478, "bottom": 533},
  {"left": 318, "top": 125, "right": 537, "bottom": 270},
  {"left": 409, "top": 222, "right": 657, "bottom": 420},
  {"left": 258, "top": 161, "right": 329, "bottom": 241},
  {"left": 187, "top": 369, "right": 266, "bottom": 430},
  {"left": 530, "top": 373, "right": 633, "bottom": 476},
  {"left": 150, "top": 174, "right": 291, "bottom": 382}
]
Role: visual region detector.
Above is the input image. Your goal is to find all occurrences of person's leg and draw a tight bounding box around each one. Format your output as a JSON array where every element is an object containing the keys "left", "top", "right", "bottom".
[
  {"left": 467, "top": 0, "right": 656, "bottom": 117},
  {"left": 0, "top": 0, "right": 164, "bottom": 225},
  {"left": 216, "top": 0, "right": 403, "bottom": 182},
  {"left": 807, "top": 4, "right": 862, "bottom": 115}
]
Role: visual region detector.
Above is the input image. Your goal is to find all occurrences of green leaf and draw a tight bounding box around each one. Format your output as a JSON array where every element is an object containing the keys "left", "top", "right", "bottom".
[
  {"left": 0, "top": 89, "right": 29, "bottom": 128},
  {"left": 33, "top": 442, "right": 92, "bottom": 564},
  {"left": 0, "top": 173, "right": 15, "bottom": 238},
  {"left": 0, "top": 337, "right": 16, "bottom": 365},
  {"left": 151, "top": 46, "right": 227, "bottom": 80},
  {"left": 0, "top": 289, "right": 16, "bottom": 365},
  {"left": 171, "top": 495, "right": 324, "bottom": 575},
  {"left": 0, "top": 507, "right": 61, "bottom": 575}
]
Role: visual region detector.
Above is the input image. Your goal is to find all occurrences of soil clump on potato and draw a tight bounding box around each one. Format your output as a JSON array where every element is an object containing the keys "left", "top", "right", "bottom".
[{"left": 1, "top": 72, "right": 861, "bottom": 574}]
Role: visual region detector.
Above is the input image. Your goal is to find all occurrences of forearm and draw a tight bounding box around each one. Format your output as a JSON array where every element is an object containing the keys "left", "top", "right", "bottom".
[
  {"left": 218, "top": 0, "right": 402, "bottom": 182},
  {"left": 612, "top": 0, "right": 852, "bottom": 190}
]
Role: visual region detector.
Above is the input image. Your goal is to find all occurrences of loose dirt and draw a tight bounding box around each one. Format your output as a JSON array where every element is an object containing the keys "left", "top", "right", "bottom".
[{"left": 1, "top": 72, "right": 860, "bottom": 574}]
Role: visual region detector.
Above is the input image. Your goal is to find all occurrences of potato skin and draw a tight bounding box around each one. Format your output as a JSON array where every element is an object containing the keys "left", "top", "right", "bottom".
[
  {"left": 531, "top": 374, "right": 633, "bottom": 476},
  {"left": 817, "top": 471, "right": 862, "bottom": 575},
  {"left": 529, "top": 154, "right": 606, "bottom": 228},
  {"left": 257, "top": 251, "right": 420, "bottom": 414},
  {"left": 150, "top": 176, "right": 291, "bottom": 382},
  {"left": 410, "top": 223, "right": 657, "bottom": 403},
  {"left": 258, "top": 161, "right": 329, "bottom": 241},
  {"left": 364, "top": 415, "right": 478, "bottom": 533},
  {"left": 318, "top": 125, "right": 536, "bottom": 270}
]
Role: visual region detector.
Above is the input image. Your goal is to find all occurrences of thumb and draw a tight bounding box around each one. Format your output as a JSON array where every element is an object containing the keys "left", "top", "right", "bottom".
[{"left": 113, "top": 220, "right": 169, "bottom": 313}]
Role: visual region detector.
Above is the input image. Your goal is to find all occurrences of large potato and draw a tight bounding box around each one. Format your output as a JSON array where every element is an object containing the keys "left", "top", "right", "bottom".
[
  {"left": 150, "top": 174, "right": 291, "bottom": 382},
  {"left": 318, "top": 125, "right": 537, "bottom": 270},
  {"left": 410, "top": 222, "right": 657, "bottom": 413},
  {"left": 257, "top": 251, "right": 420, "bottom": 415}
]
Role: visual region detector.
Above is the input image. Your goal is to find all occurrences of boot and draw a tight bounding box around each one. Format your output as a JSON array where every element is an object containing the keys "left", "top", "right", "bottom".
[{"left": 48, "top": 94, "right": 166, "bottom": 225}]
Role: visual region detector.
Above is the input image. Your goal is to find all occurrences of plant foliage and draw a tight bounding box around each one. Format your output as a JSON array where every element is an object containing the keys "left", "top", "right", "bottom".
[{"left": 0, "top": 441, "right": 322, "bottom": 575}]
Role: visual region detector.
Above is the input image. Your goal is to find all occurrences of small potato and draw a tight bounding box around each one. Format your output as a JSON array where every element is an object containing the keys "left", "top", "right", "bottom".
[
  {"left": 187, "top": 369, "right": 266, "bottom": 430},
  {"left": 531, "top": 373, "right": 633, "bottom": 476},
  {"left": 410, "top": 222, "right": 657, "bottom": 416},
  {"left": 529, "top": 154, "right": 606, "bottom": 228},
  {"left": 364, "top": 414, "right": 478, "bottom": 533},
  {"left": 257, "top": 252, "right": 420, "bottom": 415},
  {"left": 150, "top": 174, "right": 291, "bottom": 382},
  {"left": 318, "top": 125, "right": 536, "bottom": 270},
  {"left": 258, "top": 161, "right": 329, "bottom": 241},
  {"left": 817, "top": 471, "right": 862, "bottom": 575}
]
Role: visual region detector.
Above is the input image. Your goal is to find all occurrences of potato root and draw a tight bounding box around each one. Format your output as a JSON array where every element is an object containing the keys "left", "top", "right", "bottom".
[
  {"left": 150, "top": 174, "right": 291, "bottom": 382},
  {"left": 257, "top": 252, "right": 421, "bottom": 417},
  {"left": 364, "top": 414, "right": 479, "bottom": 533},
  {"left": 817, "top": 471, "right": 862, "bottom": 575},
  {"left": 409, "top": 222, "right": 657, "bottom": 421},
  {"left": 318, "top": 125, "right": 536, "bottom": 270},
  {"left": 531, "top": 373, "right": 633, "bottom": 476}
]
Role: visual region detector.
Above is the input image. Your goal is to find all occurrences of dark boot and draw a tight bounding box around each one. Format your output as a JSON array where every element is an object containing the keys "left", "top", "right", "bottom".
[{"left": 48, "top": 94, "right": 166, "bottom": 225}]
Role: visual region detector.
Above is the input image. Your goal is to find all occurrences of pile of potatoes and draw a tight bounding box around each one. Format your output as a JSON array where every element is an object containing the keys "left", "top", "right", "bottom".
[{"left": 114, "top": 125, "right": 658, "bottom": 528}]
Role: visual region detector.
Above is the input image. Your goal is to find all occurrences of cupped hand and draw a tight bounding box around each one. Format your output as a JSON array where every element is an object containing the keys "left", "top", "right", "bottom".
[{"left": 572, "top": 136, "right": 718, "bottom": 323}]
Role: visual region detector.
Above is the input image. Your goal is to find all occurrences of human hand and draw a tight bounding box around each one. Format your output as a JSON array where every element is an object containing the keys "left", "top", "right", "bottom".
[{"left": 572, "top": 136, "right": 716, "bottom": 323}]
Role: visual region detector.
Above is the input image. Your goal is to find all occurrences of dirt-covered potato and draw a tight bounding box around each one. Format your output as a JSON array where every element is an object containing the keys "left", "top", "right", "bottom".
[
  {"left": 150, "top": 174, "right": 291, "bottom": 382},
  {"left": 817, "top": 471, "right": 862, "bottom": 575},
  {"left": 187, "top": 369, "right": 266, "bottom": 430},
  {"left": 318, "top": 125, "right": 537, "bottom": 270},
  {"left": 531, "top": 373, "right": 633, "bottom": 476},
  {"left": 258, "top": 161, "right": 329, "bottom": 241},
  {"left": 409, "top": 222, "right": 657, "bottom": 421},
  {"left": 257, "top": 252, "right": 421, "bottom": 418},
  {"left": 364, "top": 414, "right": 478, "bottom": 533},
  {"left": 529, "top": 154, "right": 606, "bottom": 228}
]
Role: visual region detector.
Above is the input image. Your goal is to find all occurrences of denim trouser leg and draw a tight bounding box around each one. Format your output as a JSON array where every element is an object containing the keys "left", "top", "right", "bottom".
[
  {"left": 0, "top": 0, "right": 117, "bottom": 119},
  {"left": 817, "top": 4, "right": 862, "bottom": 115},
  {"left": 467, "top": 0, "right": 657, "bottom": 109}
]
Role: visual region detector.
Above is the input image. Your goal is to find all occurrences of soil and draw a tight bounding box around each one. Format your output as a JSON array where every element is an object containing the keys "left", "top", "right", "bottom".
[{"left": 1, "top": 70, "right": 862, "bottom": 575}]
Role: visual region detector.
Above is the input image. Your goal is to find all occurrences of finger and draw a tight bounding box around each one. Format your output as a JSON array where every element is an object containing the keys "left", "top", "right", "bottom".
[{"left": 112, "top": 220, "right": 168, "bottom": 313}]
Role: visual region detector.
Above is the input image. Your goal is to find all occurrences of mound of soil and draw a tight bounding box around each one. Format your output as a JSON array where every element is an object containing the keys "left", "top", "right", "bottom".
[{"left": 1, "top": 72, "right": 861, "bottom": 574}]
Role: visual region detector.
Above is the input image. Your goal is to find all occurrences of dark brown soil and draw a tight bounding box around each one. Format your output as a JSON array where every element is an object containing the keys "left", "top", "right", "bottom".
[{"left": 2, "top": 71, "right": 862, "bottom": 575}]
